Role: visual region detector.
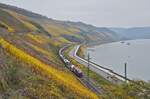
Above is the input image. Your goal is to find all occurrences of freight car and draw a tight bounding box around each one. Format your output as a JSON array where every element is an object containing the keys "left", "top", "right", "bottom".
[{"left": 59, "top": 53, "right": 83, "bottom": 78}]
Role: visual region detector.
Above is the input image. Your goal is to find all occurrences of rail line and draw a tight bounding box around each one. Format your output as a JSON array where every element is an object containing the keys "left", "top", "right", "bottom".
[
  {"left": 74, "top": 45, "right": 150, "bottom": 90},
  {"left": 60, "top": 44, "right": 150, "bottom": 95},
  {"left": 59, "top": 45, "right": 103, "bottom": 95}
]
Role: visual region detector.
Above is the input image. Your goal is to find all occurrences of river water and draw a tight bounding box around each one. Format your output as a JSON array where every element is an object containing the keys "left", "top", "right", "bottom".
[{"left": 88, "top": 39, "right": 150, "bottom": 81}]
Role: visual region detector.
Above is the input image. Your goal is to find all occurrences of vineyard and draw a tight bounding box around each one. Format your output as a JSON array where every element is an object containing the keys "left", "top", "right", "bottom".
[{"left": 0, "top": 37, "right": 98, "bottom": 98}]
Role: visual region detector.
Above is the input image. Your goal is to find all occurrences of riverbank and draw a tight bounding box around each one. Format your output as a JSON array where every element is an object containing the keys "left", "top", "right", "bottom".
[
  {"left": 66, "top": 44, "right": 150, "bottom": 98},
  {"left": 88, "top": 39, "right": 150, "bottom": 81}
]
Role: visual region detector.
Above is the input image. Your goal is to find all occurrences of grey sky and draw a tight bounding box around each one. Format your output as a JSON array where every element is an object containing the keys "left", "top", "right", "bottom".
[{"left": 0, "top": 0, "right": 150, "bottom": 27}]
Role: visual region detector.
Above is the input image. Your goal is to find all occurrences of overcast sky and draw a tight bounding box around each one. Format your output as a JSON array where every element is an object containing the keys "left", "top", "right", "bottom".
[{"left": 0, "top": 0, "right": 150, "bottom": 27}]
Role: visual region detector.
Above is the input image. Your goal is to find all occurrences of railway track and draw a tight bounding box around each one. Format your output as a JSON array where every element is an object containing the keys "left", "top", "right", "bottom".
[
  {"left": 60, "top": 44, "right": 150, "bottom": 95},
  {"left": 78, "top": 75, "right": 104, "bottom": 94},
  {"left": 72, "top": 45, "right": 150, "bottom": 91},
  {"left": 59, "top": 45, "right": 103, "bottom": 95}
]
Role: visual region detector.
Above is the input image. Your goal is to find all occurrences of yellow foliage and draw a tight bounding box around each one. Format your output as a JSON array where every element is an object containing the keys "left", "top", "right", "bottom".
[
  {"left": 27, "top": 34, "right": 48, "bottom": 44},
  {"left": 0, "top": 20, "right": 15, "bottom": 32},
  {"left": 27, "top": 43, "right": 58, "bottom": 62},
  {"left": 0, "top": 37, "right": 98, "bottom": 99},
  {"left": 7, "top": 27, "right": 15, "bottom": 33},
  {"left": 29, "top": 43, "right": 52, "bottom": 56},
  {"left": 28, "top": 33, "right": 70, "bottom": 47},
  {"left": 20, "top": 20, "right": 38, "bottom": 31},
  {"left": 58, "top": 37, "right": 70, "bottom": 43},
  {"left": 45, "top": 24, "right": 67, "bottom": 35},
  {"left": 42, "top": 23, "right": 80, "bottom": 36},
  {"left": 2, "top": 9, "right": 38, "bottom": 31},
  {"left": 49, "top": 37, "right": 70, "bottom": 47}
]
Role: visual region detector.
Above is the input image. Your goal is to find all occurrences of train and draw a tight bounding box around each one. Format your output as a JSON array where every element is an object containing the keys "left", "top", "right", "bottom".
[{"left": 60, "top": 52, "right": 83, "bottom": 78}]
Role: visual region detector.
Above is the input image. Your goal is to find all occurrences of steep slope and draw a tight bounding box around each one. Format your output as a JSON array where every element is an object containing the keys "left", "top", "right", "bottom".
[
  {"left": 0, "top": 3, "right": 99, "bottom": 99},
  {"left": 64, "top": 21, "right": 120, "bottom": 45},
  {"left": 0, "top": 2, "right": 150, "bottom": 99},
  {"left": 0, "top": 8, "right": 31, "bottom": 33},
  {"left": 0, "top": 3, "right": 118, "bottom": 44},
  {"left": 0, "top": 37, "right": 98, "bottom": 98},
  {"left": 0, "top": 3, "right": 47, "bottom": 19}
]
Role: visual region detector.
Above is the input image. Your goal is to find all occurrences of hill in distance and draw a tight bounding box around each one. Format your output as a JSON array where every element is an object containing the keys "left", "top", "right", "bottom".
[{"left": 110, "top": 27, "right": 150, "bottom": 40}]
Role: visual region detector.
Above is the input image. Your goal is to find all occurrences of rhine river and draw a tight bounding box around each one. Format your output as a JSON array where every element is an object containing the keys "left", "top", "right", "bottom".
[{"left": 88, "top": 39, "right": 150, "bottom": 81}]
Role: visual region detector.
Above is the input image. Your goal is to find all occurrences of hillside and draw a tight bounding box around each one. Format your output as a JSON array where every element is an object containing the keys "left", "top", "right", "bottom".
[
  {"left": 0, "top": 2, "right": 125, "bottom": 99},
  {"left": 63, "top": 22, "right": 120, "bottom": 45},
  {"left": 110, "top": 27, "right": 150, "bottom": 39},
  {"left": 0, "top": 2, "right": 150, "bottom": 99},
  {"left": 0, "top": 3, "right": 101, "bottom": 99},
  {"left": 1, "top": 3, "right": 119, "bottom": 43}
]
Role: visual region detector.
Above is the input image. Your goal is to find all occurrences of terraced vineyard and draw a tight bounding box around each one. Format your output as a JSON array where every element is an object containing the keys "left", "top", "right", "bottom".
[
  {"left": 1, "top": 2, "right": 149, "bottom": 99},
  {"left": 0, "top": 3, "right": 102, "bottom": 98}
]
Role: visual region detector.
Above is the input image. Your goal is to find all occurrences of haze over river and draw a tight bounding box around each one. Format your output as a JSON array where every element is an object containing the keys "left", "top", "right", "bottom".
[{"left": 88, "top": 39, "right": 150, "bottom": 81}]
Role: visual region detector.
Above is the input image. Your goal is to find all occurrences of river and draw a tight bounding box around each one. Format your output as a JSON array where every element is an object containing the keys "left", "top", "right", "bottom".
[{"left": 88, "top": 39, "right": 150, "bottom": 82}]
